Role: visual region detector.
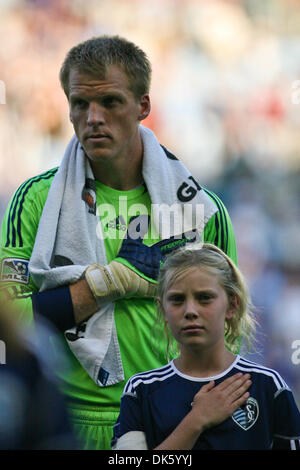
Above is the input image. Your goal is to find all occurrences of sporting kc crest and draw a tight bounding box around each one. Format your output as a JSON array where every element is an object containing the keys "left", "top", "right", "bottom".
[{"left": 232, "top": 397, "right": 259, "bottom": 431}]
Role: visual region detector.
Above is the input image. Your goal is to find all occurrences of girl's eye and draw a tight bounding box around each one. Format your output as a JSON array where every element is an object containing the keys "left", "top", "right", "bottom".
[
  {"left": 198, "top": 294, "right": 214, "bottom": 303},
  {"left": 167, "top": 295, "right": 184, "bottom": 304}
]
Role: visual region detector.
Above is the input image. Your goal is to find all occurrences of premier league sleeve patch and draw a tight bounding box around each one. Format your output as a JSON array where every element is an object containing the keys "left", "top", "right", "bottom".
[{"left": 1, "top": 258, "right": 30, "bottom": 284}]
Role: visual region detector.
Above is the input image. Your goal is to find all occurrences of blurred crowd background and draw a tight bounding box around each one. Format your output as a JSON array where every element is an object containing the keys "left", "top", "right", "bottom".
[{"left": 0, "top": 0, "right": 299, "bottom": 408}]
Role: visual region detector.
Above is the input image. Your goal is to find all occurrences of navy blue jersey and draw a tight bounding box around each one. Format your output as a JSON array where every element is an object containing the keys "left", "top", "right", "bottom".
[{"left": 112, "top": 356, "right": 300, "bottom": 450}]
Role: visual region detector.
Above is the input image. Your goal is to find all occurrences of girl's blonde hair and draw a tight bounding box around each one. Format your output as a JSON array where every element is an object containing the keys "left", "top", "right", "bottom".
[{"left": 156, "top": 243, "right": 257, "bottom": 360}]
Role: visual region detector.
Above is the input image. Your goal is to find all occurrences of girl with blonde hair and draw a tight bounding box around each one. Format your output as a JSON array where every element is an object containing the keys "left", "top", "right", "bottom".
[{"left": 112, "top": 244, "right": 300, "bottom": 450}]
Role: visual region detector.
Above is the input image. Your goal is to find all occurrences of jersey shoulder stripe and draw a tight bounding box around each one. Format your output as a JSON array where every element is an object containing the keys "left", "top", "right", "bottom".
[
  {"left": 290, "top": 439, "right": 300, "bottom": 450},
  {"left": 202, "top": 188, "right": 228, "bottom": 253},
  {"left": 5, "top": 168, "right": 58, "bottom": 248},
  {"left": 123, "top": 363, "right": 174, "bottom": 395},
  {"left": 236, "top": 357, "right": 289, "bottom": 391}
]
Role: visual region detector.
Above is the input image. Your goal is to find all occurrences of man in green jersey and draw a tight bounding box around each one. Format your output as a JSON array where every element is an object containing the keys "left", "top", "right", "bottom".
[{"left": 0, "top": 36, "right": 237, "bottom": 450}]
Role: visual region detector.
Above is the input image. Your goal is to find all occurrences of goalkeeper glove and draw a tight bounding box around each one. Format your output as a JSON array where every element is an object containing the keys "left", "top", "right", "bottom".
[
  {"left": 115, "top": 215, "right": 192, "bottom": 280},
  {"left": 84, "top": 260, "right": 157, "bottom": 307},
  {"left": 85, "top": 215, "right": 194, "bottom": 306}
]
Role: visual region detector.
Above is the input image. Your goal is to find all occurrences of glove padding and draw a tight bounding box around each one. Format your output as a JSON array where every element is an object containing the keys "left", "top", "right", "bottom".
[
  {"left": 85, "top": 215, "right": 197, "bottom": 305},
  {"left": 85, "top": 261, "right": 157, "bottom": 307}
]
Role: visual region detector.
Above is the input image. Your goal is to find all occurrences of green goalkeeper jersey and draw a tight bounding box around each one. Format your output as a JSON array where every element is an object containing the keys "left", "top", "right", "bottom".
[{"left": 0, "top": 167, "right": 237, "bottom": 409}]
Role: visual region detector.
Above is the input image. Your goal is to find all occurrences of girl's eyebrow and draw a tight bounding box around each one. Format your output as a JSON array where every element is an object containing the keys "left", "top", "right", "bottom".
[
  {"left": 165, "top": 291, "right": 185, "bottom": 299},
  {"left": 166, "top": 289, "right": 184, "bottom": 294},
  {"left": 166, "top": 288, "right": 216, "bottom": 294}
]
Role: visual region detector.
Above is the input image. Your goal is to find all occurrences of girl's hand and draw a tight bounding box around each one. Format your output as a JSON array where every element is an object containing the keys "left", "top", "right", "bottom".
[
  {"left": 190, "top": 373, "right": 251, "bottom": 431},
  {"left": 154, "top": 372, "right": 251, "bottom": 450}
]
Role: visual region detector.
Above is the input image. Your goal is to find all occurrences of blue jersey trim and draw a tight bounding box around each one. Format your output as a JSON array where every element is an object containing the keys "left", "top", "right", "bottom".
[
  {"left": 203, "top": 188, "right": 228, "bottom": 253},
  {"left": 5, "top": 168, "right": 58, "bottom": 248},
  {"left": 236, "top": 357, "right": 289, "bottom": 391},
  {"left": 124, "top": 363, "right": 174, "bottom": 395}
]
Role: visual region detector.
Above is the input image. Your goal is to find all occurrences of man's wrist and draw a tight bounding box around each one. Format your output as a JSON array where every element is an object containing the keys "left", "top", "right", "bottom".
[{"left": 69, "top": 279, "right": 99, "bottom": 324}]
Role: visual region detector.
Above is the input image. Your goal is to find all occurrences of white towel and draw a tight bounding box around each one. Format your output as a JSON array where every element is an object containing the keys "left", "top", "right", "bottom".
[{"left": 29, "top": 125, "right": 217, "bottom": 386}]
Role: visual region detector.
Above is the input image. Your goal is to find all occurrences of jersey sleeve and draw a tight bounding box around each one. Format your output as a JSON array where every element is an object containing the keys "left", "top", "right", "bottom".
[
  {"left": 111, "top": 385, "right": 145, "bottom": 449},
  {"left": 272, "top": 388, "right": 300, "bottom": 450},
  {"left": 0, "top": 170, "right": 74, "bottom": 331},
  {"left": 202, "top": 188, "right": 238, "bottom": 265},
  {"left": 0, "top": 186, "right": 41, "bottom": 325}
]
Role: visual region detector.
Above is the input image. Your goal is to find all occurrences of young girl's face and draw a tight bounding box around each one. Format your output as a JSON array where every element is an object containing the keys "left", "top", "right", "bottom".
[{"left": 161, "top": 267, "right": 235, "bottom": 354}]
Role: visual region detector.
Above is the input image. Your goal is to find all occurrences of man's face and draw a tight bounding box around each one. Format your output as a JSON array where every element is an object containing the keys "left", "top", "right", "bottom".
[{"left": 68, "top": 65, "right": 150, "bottom": 164}]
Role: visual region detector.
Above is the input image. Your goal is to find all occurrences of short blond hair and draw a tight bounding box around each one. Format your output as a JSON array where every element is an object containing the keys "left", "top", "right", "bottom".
[
  {"left": 59, "top": 35, "right": 151, "bottom": 100},
  {"left": 156, "top": 243, "right": 257, "bottom": 359}
]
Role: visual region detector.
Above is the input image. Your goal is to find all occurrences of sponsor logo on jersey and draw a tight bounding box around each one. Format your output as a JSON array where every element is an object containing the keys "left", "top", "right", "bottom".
[
  {"left": 82, "top": 178, "right": 97, "bottom": 215},
  {"left": 105, "top": 215, "right": 127, "bottom": 232},
  {"left": 232, "top": 397, "right": 259, "bottom": 430},
  {"left": 1, "top": 258, "right": 29, "bottom": 284}
]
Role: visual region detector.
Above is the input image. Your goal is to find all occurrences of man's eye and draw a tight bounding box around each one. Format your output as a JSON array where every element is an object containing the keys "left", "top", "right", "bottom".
[
  {"left": 103, "top": 96, "right": 120, "bottom": 107},
  {"left": 72, "top": 99, "right": 87, "bottom": 108}
]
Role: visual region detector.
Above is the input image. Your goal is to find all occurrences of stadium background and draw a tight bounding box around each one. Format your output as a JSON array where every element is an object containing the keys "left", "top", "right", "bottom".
[{"left": 0, "top": 0, "right": 299, "bottom": 408}]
